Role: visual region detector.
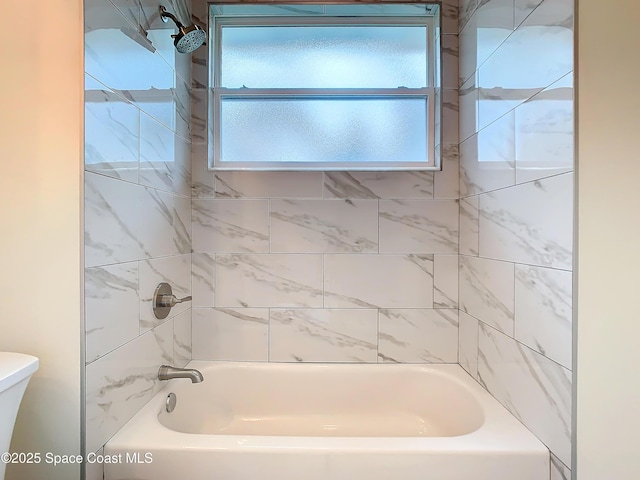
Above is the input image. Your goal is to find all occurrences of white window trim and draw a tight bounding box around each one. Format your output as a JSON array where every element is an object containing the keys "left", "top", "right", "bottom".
[{"left": 209, "top": 15, "right": 438, "bottom": 171}]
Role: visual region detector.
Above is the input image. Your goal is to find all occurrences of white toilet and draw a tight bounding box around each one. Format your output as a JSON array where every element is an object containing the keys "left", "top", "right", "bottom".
[{"left": 0, "top": 353, "right": 38, "bottom": 480}]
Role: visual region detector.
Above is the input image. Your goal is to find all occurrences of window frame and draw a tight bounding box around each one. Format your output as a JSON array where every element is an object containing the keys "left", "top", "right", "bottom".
[{"left": 209, "top": 14, "right": 438, "bottom": 171}]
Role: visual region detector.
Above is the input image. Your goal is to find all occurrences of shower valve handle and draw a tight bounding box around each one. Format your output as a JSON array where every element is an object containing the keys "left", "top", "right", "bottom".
[
  {"left": 152, "top": 282, "right": 191, "bottom": 319},
  {"left": 157, "top": 293, "right": 192, "bottom": 308}
]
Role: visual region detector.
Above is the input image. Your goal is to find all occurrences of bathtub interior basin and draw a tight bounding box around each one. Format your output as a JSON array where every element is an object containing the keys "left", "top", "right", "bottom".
[{"left": 159, "top": 362, "right": 484, "bottom": 437}]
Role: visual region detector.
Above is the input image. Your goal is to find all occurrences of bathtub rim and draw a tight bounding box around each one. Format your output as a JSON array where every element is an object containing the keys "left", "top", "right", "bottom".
[{"left": 105, "top": 362, "right": 548, "bottom": 456}]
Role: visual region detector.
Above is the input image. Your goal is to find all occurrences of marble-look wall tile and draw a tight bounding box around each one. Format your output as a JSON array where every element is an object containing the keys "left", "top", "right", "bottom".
[
  {"left": 192, "top": 48, "right": 208, "bottom": 90},
  {"left": 378, "top": 309, "right": 458, "bottom": 363},
  {"left": 173, "top": 195, "right": 192, "bottom": 255},
  {"left": 191, "top": 142, "right": 215, "bottom": 197},
  {"left": 215, "top": 171, "right": 324, "bottom": 198},
  {"left": 515, "top": 0, "right": 545, "bottom": 27},
  {"left": 108, "top": 0, "right": 140, "bottom": 27},
  {"left": 515, "top": 265, "right": 572, "bottom": 369},
  {"left": 458, "top": 16, "right": 478, "bottom": 87},
  {"left": 139, "top": 112, "right": 173, "bottom": 192},
  {"left": 173, "top": 309, "right": 192, "bottom": 367},
  {"left": 325, "top": 254, "right": 434, "bottom": 308},
  {"left": 459, "top": 0, "right": 514, "bottom": 87},
  {"left": 139, "top": 254, "right": 191, "bottom": 331},
  {"left": 128, "top": 86, "right": 176, "bottom": 134},
  {"left": 85, "top": 0, "right": 192, "bottom": 461},
  {"left": 215, "top": 254, "right": 323, "bottom": 307},
  {"left": 138, "top": 106, "right": 190, "bottom": 196},
  {"left": 434, "top": 255, "right": 459, "bottom": 308},
  {"left": 137, "top": 187, "right": 176, "bottom": 258},
  {"left": 85, "top": 0, "right": 141, "bottom": 54},
  {"left": 129, "top": 90, "right": 176, "bottom": 131},
  {"left": 192, "top": 199, "right": 269, "bottom": 253},
  {"left": 191, "top": 0, "right": 207, "bottom": 24},
  {"left": 459, "top": 75, "right": 478, "bottom": 142},
  {"left": 459, "top": 0, "right": 574, "bottom": 468},
  {"left": 441, "top": 0, "right": 459, "bottom": 35},
  {"left": 477, "top": 85, "right": 544, "bottom": 139},
  {"left": 478, "top": 323, "right": 572, "bottom": 466},
  {"left": 434, "top": 144, "right": 460, "bottom": 199},
  {"left": 442, "top": 35, "right": 459, "bottom": 90},
  {"left": 459, "top": 256, "right": 515, "bottom": 335},
  {"left": 85, "top": 320, "right": 173, "bottom": 454},
  {"left": 270, "top": 309, "right": 378, "bottom": 363},
  {"left": 85, "top": 70, "right": 114, "bottom": 91},
  {"left": 175, "top": 56, "right": 194, "bottom": 101},
  {"left": 459, "top": 196, "right": 479, "bottom": 256},
  {"left": 324, "top": 172, "right": 434, "bottom": 199},
  {"left": 476, "top": 0, "right": 573, "bottom": 130},
  {"left": 175, "top": 0, "right": 192, "bottom": 24},
  {"left": 192, "top": 252, "right": 215, "bottom": 307},
  {"left": 442, "top": 90, "right": 460, "bottom": 145},
  {"left": 379, "top": 200, "right": 459, "bottom": 254},
  {"left": 190, "top": 0, "right": 208, "bottom": 89},
  {"left": 85, "top": 81, "right": 139, "bottom": 183},
  {"left": 459, "top": 0, "right": 477, "bottom": 32},
  {"left": 479, "top": 173, "right": 573, "bottom": 269},
  {"left": 85, "top": 172, "right": 144, "bottom": 267},
  {"left": 192, "top": 308, "right": 268, "bottom": 361},
  {"left": 85, "top": 262, "right": 139, "bottom": 364},
  {"left": 190, "top": 89, "right": 207, "bottom": 143},
  {"left": 271, "top": 199, "right": 378, "bottom": 253},
  {"left": 85, "top": 1, "right": 175, "bottom": 127},
  {"left": 458, "top": 311, "right": 479, "bottom": 378},
  {"left": 460, "top": 111, "right": 516, "bottom": 196},
  {"left": 551, "top": 453, "right": 571, "bottom": 480},
  {"left": 172, "top": 133, "right": 192, "bottom": 197},
  {"left": 515, "top": 72, "right": 574, "bottom": 184},
  {"left": 174, "top": 76, "right": 191, "bottom": 140},
  {"left": 515, "top": 0, "right": 573, "bottom": 26}
]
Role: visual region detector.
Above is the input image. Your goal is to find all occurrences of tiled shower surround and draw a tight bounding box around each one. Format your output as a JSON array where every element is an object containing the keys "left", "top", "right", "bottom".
[
  {"left": 81, "top": 0, "right": 575, "bottom": 478},
  {"left": 458, "top": 0, "right": 573, "bottom": 477},
  {"left": 83, "top": 0, "right": 193, "bottom": 468},
  {"left": 189, "top": 0, "right": 462, "bottom": 364}
]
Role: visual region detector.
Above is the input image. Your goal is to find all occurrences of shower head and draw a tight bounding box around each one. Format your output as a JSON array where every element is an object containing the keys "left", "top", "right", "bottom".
[{"left": 159, "top": 5, "right": 207, "bottom": 54}]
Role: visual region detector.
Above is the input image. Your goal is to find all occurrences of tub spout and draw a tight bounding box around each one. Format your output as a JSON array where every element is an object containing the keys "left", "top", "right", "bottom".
[{"left": 158, "top": 365, "right": 204, "bottom": 383}]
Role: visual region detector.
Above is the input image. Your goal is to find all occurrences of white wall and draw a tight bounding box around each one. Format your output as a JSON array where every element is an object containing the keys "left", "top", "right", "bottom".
[
  {"left": 0, "top": 1, "right": 83, "bottom": 479},
  {"left": 575, "top": 1, "right": 640, "bottom": 479}
]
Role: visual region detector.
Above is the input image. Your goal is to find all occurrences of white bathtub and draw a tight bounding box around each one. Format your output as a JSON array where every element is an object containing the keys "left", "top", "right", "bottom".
[{"left": 104, "top": 361, "right": 549, "bottom": 480}]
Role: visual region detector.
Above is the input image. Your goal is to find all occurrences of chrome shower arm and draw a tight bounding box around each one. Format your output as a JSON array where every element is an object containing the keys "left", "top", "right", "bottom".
[{"left": 160, "top": 6, "right": 184, "bottom": 28}]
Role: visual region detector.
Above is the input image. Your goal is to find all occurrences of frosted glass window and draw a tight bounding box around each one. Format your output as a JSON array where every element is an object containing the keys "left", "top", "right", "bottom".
[
  {"left": 219, "top": 97, "right": 428, "bottom": 166},
  {"left": 210, "top": 9, "right": 439, "bottom": 171},
  {"left": 221, "top": 26, "right": 428, "bottom": 88}
]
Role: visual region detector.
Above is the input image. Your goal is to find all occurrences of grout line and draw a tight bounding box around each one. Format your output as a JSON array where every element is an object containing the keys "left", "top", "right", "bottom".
[
  {"left": 459, "top": 252, "right": 573, "bottom": 273},
  {"left": 479, "top": 319, "right": 571, "bottom": 372}
]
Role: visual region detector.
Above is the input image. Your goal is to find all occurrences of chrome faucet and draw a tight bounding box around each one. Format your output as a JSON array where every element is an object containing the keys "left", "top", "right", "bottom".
[{"left": 158, "top": 365, "right": 204, "bottom": 383}]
